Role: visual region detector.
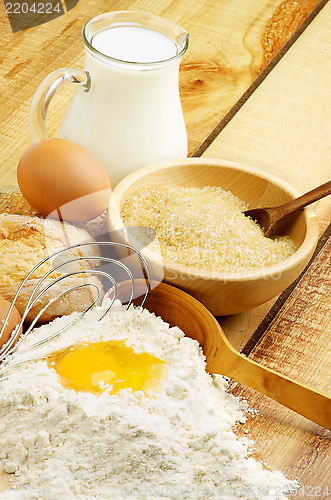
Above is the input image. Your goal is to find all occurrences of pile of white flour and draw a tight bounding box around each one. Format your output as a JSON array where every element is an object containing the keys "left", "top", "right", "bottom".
[{"left": 0, "top": 300, "right": 294, "bottom": 499}]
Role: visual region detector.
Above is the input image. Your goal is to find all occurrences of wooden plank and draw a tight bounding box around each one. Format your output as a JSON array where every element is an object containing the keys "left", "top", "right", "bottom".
[
  {"left": 232, "top": 228, "right": 331, "bottom": 499},
  {"left": 0, "top": 1, "right": 11, "bottom": 33},
  {"left": 0, "top": 0, "right": 320, "bottom": 187},
  {"left": 0, "top": 472, "right": 14, "bottom": 493}
]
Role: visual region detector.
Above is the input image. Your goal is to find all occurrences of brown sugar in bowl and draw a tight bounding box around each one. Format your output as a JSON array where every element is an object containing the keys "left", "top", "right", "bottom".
[{"left": 107, "top": 158, "right": 320, "bottom": 316}]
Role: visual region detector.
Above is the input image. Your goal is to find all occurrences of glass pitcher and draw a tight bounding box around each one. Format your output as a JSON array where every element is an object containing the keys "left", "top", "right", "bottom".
[{"left": 29, "top": 11, "right": 189, "bottom": 187}]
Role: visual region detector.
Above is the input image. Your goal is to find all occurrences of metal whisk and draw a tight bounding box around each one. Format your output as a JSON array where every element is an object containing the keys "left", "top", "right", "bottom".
[{"left": 0, "top": 241, "right": 151, "bottom": 380}]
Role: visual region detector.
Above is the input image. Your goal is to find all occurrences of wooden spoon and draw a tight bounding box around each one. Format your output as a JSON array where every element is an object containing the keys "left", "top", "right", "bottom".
[
  {"left": 129, "top": 281, "right": 331, "bottom": 431},
  {"left": 244, "top": 179, "right": 331, "bottom": 237}
]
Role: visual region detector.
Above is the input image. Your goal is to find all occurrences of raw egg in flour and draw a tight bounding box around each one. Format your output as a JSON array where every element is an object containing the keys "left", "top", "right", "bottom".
[
  {"left": 48, "top": 341, "right": 168, "bottom": 395},
  {"left": 0, "top": 297, "right": 22, "bottom": 349},
  {"left": 17, "top": 138, "right": 111, "bottom": 222}
]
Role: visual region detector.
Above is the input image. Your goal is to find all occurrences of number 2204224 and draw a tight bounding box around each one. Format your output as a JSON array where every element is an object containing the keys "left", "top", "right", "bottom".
[{"left": 5, "top": 3, "right": 62, "bottom": 14}]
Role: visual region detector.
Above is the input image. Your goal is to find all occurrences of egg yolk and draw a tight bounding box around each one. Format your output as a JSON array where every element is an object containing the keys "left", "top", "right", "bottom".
[{"left": 47, "top": 341, "right": 168, "bottom": 395}]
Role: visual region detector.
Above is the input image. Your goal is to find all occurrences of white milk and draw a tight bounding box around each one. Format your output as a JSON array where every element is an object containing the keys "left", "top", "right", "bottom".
[
  {"left": 58, "top": 26, "right": 187, "bottom": 187},
  {"left": 92, "top": 26, "right": 177, "bottom": 63}
]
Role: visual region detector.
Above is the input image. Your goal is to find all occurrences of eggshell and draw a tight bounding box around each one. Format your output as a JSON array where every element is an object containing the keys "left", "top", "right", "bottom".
[
  {"left": 0, "top": 297, "right": 22, "bottom": 349},
  {"left": 17, "top": 138, "right": 111, "bottom": 222}
]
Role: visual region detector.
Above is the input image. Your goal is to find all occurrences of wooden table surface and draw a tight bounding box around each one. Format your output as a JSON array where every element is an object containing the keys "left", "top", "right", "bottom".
[{"left": 1, "top": 0, "right": 331, "bottom": 497}]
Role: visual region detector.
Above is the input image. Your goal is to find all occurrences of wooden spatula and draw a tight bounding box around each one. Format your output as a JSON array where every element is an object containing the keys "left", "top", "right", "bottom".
[
  {"left": 244, "top": 179, "right": 331, "bottom": 237},
  {"left": 137, "top": 281, "right": 331, "bottom": 431}
]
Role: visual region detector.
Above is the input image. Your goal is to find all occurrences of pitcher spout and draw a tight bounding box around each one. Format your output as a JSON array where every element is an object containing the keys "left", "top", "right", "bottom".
[{"left": 177, "top": 32, "right": 190, "bottom": 58}]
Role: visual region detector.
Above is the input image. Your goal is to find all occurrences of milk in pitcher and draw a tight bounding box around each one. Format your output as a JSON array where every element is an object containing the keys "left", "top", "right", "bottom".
[
  {"left": 92, "top": 26, "right": 177, "bottom": 62},
  {"left": 58, "top": 24, "right": 188, "bottom": 186}
]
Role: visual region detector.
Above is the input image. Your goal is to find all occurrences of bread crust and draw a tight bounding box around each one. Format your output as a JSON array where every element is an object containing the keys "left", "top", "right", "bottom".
[
  {"left": 0, "top": 275, "right": 104, "bottom": 323},
  {"left": 0, "top": 214, "right": 104, "bottom": 322}
]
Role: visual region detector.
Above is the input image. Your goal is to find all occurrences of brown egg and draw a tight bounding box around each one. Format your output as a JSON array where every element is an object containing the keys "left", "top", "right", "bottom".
[
  {"left": 17, "top": 138, "right": 111, "bottom": 223},
  {"left": 0, "top": 297, "right": 22, "bottom": 349}
]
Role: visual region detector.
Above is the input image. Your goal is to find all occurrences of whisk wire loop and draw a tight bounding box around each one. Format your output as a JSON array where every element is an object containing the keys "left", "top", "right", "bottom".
[{"left": 0, "top": 241, "right": 152, "bottom": 378}]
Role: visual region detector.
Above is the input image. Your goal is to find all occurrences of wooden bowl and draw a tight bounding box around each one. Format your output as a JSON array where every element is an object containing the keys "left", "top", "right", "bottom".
[{"left": 107, "top": 158, "right": 320, "bottom": 316}]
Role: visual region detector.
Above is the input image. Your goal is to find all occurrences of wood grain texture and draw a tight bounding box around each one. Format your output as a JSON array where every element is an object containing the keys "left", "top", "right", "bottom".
[
  {"left": 218, "top": 298, "right": 277, "bottom": 351},
  {"left": 0, "top": 1, "right": 11, "bottom": 32},
  {"left": 232, "top": 232, "right": 331, "bottom": 498},
  {"left": 0, "top": 0, "right": 319, "bottom": 187},
  {"left": 260, "top": 0, "right": 321, "bottom": 68}
]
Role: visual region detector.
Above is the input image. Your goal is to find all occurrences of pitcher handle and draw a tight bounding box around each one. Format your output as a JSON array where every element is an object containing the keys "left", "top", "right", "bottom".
[{"left": 29, "top": 68, "right": 91, "bottom": 143}]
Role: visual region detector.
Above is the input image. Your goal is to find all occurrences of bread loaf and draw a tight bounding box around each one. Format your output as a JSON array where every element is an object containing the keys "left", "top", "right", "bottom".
[
  {"left": 0, "top": 275, "right": 104, "bottom": 323},
  {"left": 0, "top": 213, "right": 104, "bottom": 322},
  {"left": 0, "top": 184, "right": 109, "bottom": 239}
]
